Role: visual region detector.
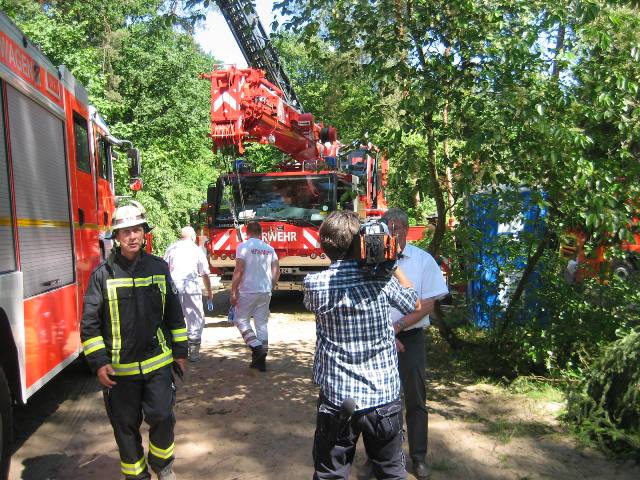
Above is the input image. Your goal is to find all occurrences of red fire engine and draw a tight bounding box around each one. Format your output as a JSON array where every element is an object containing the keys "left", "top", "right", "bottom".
[
  {"left": 0, "top": 12, "right": 141, "bottom": 475},
  {"left": 198, "top": 1, "right": 412, "bottom": 289},
  {"left": 200, "top": 63, "right": 392, "bottom": 288}
]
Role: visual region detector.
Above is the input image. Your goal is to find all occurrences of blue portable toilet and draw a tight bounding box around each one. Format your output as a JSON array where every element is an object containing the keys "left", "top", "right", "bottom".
[{"left": 467, "top": 188, "right": 547, "bottom": 328}]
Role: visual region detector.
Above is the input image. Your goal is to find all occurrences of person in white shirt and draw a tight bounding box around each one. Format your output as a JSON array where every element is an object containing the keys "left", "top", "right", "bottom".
[
  {"left": 231, "top": 221, "right": 280, "bottom": 371},
  {"left": 164, "top": 226, "right": 213, "bottom": 362},
  {"left": 381, "top": 208, "right": 449, "bottom": 480}
]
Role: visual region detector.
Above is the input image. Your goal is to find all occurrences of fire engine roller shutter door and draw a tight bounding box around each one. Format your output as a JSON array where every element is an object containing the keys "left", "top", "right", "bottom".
[
  {"left": 0, "top": 84, "right": 15, "bottom": 273},
  {"left": 6, "top": 84, "right": 74, "bottom": 297}
]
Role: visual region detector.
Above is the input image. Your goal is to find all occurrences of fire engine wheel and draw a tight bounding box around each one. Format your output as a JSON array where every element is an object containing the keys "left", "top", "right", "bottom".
[{"left": 0, "top": 366, "right": 12, "bottom": 480}]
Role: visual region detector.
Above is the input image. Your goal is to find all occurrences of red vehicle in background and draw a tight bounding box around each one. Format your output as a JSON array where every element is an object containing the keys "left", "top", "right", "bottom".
[
  {"left": 200, "top": 63, "right": 393, "bottom": 289},
  {"left": 0, "top": 11, "right": 141, "bottom": 475},
  {"left": 561, "top": 222, "right": 640, "bottom": 282},
  {"left": 198, "top": 1, "right": 403, "bottom": 289}
]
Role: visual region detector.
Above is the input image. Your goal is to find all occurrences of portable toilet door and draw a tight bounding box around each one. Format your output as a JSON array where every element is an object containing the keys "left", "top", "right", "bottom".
[{"left": 467, "top": 188, "right": 547, "bottom": 328}]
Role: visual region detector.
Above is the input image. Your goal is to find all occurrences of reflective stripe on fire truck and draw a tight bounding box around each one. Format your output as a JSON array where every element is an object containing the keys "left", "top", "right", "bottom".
[
  {"left": 303, "top": 229, "right": 320, "bottom": 248},
  {"left": 106, "top": 275, "right": 170, "bottom": 376},
  {"left": 82, "top": 336, "right": 106, "bottom": 356},
  {"left": 213, "top": 91, "right": 238, "bottom": 112},
  {"left": 213, "top": 231, "right": 231, "bottom": 250},
  {"left": 149, "top": 441, "right": 175, "bottom": 460},
  {"left": 1, "top": 216, "right": 102, "bottom": 230},
  {"left": 171, "top": 328, "right": 188, "bottom": 343},
  {"left": 120, "top": 456, "right": 147, "bottom": 477}
]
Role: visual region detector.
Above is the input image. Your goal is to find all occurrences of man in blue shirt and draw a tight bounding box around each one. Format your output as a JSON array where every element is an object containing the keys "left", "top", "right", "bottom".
[{"left": 304, "top": 210, "right": 419, "bottom": 479}]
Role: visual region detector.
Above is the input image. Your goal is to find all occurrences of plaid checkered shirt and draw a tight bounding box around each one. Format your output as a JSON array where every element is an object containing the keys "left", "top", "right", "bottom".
[{"left": 303, "top": 260, "right": 418, "bottom": 410}]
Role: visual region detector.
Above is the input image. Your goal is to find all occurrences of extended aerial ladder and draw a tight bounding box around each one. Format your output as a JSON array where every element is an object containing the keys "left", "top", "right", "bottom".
[
  {"left": 215, "top": 0, "right": 303, "bottom": 110},
  {"left": 206, "top": 1, "right": 341, "bottom": 163}
]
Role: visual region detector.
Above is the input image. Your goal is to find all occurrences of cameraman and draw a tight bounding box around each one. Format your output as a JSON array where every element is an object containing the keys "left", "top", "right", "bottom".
[{"left": 303, "top": 210, "right": 419, "bottom": 479}]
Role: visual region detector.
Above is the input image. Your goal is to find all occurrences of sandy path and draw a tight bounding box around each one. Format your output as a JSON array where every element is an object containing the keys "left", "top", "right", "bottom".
[{"left": 9, "top": 292, "right": 640, "bottom": 479}]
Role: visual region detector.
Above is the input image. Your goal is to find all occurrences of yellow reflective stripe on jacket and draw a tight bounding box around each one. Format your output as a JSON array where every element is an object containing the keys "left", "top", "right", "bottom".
[
  {"left": 153, "top": 275, "right": 166, "bottom": 313},
  {"left": 171, "top": 327, "right": 187, "bottom": 343},
  {"left": 106, "top": 274, "right": 168, "bottom": 368},
  {"left": 112, "top": 361, "right": 141, "bottom": 376},
  {"left": 120, "top": 456, "right": 147, "bottom": 476},
  {"left": 106, "top": 278, "right": 133, "bottom": 366},
  {"left": 82, "top": 336, "right": 106, "bottom": 356},
  {"left": 108, "top": 283, "right": 121, "bottom": 365},
  {"left": 140, "top": 349, "right": 173, "bottom": 375},
  {"left": 149, "top": 441, "right": 175, "bottom": 460},
  {"left": 112, "top": 351, "right": 174, "bottom": 376},
  {"left": 157, "top": 328, "right": 170, "bottom": 354}
]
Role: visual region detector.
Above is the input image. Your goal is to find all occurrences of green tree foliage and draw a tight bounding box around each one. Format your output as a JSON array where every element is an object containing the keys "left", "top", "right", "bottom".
[
  {"left": 272, "top": 32, "right": 386, "bottom": 143},
  {"left": 2, "top": 0, "right": 221, "bottom": 252},
  {"left": 274, "top": 0, "right": 561, "bottom": 254},
  {"left": 271, "top": 0, "right": 640, "bottom": 454},
  {"left": 274, "top": 0, "right": 640, "bottom": 326}
]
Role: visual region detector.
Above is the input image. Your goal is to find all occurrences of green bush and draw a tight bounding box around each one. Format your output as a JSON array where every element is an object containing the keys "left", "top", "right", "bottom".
[
  {"left": 565, "top": 329, "right": 640, "bottom": 458},
  {"left": 482, "top": 254, "right": 640, "bottom": 377}
]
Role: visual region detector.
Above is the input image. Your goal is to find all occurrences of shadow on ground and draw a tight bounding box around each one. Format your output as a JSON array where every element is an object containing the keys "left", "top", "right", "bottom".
[{"left": 12, "top": 359, "right": 101, "bottom": 453}]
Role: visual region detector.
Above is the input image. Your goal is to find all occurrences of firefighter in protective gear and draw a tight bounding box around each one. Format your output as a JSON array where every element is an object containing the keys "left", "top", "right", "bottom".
[{"left": 81, "top": 201, "right": 187, "bottom": 480}]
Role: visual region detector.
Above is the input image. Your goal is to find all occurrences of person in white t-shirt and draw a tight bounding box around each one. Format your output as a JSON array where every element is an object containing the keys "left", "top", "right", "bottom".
[
  {"left": 231, "top": 221, "right": 280, "bottom": 371},
  {"left": 381, "top": 208, "right": 449, "bottom": 480},
  {"left": 164, "top": 226, "right": 213, "bottom": 362}
]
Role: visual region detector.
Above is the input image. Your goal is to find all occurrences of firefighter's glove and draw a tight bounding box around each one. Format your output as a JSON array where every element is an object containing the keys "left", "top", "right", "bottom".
[{"left": 173, "top": 359, "right": 186, "bottom": 380}]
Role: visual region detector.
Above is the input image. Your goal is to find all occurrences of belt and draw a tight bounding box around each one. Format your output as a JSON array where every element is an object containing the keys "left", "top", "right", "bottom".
[{"left": 396, "top": 327, "right": 423, "bottom": 339}]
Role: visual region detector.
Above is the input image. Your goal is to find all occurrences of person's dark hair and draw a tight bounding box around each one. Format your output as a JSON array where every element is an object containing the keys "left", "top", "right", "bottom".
[
  {"left": 319, "top": 210, "right": 360, "bottom": 261},
  {"left": 246, "top": 221, "right": 262, "bottom": 236}
]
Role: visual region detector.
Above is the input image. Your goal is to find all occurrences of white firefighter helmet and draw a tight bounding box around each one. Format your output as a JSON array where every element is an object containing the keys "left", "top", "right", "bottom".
[{"left": 111, "top": 200, "right": 152, "bottom": 234}]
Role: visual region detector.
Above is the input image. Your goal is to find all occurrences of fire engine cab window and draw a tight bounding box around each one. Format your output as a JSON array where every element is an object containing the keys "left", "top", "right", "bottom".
[
  {"left": 74, "top": 115, "right": 91, "bottom": 173},
  {"left": 215, "top": 175, "right": 334, "bottom": 226},
  {"left": 347, "top": 150, "right": 368, "bottom": 195}
]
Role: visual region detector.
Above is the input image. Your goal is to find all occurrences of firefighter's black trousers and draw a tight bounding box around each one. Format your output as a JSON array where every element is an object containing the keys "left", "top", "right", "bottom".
[{"left": 103, "top": 366, "right": 176, "bottom": 479}]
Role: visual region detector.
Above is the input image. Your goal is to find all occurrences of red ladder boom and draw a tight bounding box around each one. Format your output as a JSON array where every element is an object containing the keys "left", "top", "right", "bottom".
[{"left": 200, "top": 66, "right": 336, "bottom": 162}]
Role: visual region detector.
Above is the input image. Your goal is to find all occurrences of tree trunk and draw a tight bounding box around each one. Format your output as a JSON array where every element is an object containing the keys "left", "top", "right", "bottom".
[
  {"left": 425, "top": 121, "right": 447, "bottom": 256},
  {"left": 497, "top": 229, "right": 552, "bottom": 339}
]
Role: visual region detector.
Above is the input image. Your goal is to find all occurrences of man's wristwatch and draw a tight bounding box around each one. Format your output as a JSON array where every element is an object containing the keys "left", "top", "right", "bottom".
[{"left": 393, "top": 319, "right": 405, "bottom": 333}]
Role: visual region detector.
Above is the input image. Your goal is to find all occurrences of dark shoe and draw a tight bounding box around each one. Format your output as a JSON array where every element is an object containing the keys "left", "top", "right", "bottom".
[
  {"left": 255, "top": 357, "right": 267, "bottom": 372},
  {"left": 250, "top": 345, "right": 267, "bottom": 371},
  {"left": 412, "top": 460, "right": 431, "bottom": 480}
]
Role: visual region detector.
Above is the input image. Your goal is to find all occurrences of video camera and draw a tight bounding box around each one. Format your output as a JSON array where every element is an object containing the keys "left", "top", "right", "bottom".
[{"left": 351, "top": 220, "right": 398, "bottom": 277}]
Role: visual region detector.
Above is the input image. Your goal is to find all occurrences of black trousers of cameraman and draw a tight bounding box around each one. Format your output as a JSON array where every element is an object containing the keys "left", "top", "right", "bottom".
[
  {"left": 397, "top": 328, "right": 428, "bottom": 464},
  {"left": 103, "top": 366, "right": 176, "bottom": 479},
  {"left": 313, "top": 394, "right": 406, "bottom": 479}
]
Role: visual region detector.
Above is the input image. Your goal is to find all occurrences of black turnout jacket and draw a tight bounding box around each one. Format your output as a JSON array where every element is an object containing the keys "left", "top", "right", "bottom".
[{"left": 80, "top": 248, "right": 187, "bottom": 376}]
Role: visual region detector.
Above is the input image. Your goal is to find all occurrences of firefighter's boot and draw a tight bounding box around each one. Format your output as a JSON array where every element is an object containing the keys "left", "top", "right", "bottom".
[
  {"left": 157, "top": 460, "right": 176, "bottom": 480},
  {"left": 250, "top": 345, "right": 267, "bottom": 371},
  {"left": 188, "top": 342, "right": 200, "bottom": 362}
]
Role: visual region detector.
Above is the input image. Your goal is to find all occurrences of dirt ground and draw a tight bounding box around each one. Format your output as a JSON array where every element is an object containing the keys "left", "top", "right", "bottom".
[{"left": 9, "top": 291, "right": 640, "bottom": 479}]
